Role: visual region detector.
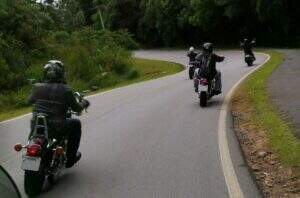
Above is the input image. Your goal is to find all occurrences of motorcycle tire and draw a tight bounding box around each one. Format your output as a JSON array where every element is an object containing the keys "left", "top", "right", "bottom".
[
  {"left": 189, "top": 67, "right": 194, "bottom": 79},
  {"left": 246, "top": 61, "right": 253, "bottom": 66},
  {"left": 24, "top": 170, "right": 45, "bottom": 196},
  {"left": 200, "top": 91, "right": 207, "bottom": 107}
]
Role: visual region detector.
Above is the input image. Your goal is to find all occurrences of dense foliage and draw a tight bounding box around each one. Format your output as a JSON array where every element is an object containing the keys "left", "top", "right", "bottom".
[
  {"left": 0, "top": 0, "right": 298, "bottom": 95},
  {"left": 0, "top": 0, "right": 139, "bottom": 111},
  {"left": 99, "top": 0, "right": 299, "bottom": 47}
]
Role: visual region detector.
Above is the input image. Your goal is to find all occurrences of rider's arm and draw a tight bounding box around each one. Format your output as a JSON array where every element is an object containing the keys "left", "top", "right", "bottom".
[
  {"left": 65, "top": 86, "right": 84, "bottom": 113},
  {"left": 215, "top": 54, "right": 225, "bottom": 62},
  {"left": 27, "top": 85, "right": 38, "bottom": 105}
]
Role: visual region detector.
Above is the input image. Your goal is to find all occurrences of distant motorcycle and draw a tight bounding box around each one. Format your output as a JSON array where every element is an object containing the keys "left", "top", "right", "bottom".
[
  {"left": 188, "top": 62, "right": 196, "bottom": 79},
  {"left": 244, "top": 53, "right": 255, "bottom": 66},
  {"left": 240, "top": 39, "right": 256, "bottom": 66},
  {"left": 14, "top": 92, "right": 88, "bottom": 196}
]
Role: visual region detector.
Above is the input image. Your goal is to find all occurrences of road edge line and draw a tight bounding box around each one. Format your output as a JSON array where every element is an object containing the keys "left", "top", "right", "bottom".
[{"left": 218, "top": 53, "right": 271, "bottom": 198}]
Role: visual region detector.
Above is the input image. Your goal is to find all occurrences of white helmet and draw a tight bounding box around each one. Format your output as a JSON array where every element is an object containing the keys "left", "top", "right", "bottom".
[{"left": 189, "top": 47, "right": 195, "bottom": 52}]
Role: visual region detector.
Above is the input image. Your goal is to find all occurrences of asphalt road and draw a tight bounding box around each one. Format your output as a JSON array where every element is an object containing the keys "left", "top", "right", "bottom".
[{"left": 0, "top": 50, "right": 266, "bottom": 198}]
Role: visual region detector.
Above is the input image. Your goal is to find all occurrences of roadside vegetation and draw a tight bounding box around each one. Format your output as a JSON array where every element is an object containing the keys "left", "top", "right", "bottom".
[
  {"left": 0, "top": 0, "right": 183, "bottom": 121},
  {"left": 232, "top": 51, "right": 300, "bottom": 196},
  {"left": 100, "top": 0, "right": 299, "bottom": 47}
]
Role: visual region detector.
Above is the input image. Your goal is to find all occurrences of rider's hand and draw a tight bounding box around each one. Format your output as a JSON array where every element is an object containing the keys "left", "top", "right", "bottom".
[{"left": 82, "top": 99, "right": 90, "bottom": 109}]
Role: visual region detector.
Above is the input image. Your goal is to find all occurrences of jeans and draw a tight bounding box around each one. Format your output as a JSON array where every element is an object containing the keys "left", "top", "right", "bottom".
[{"left": 65, "top": 118, "right": 82, "bottom": 161}]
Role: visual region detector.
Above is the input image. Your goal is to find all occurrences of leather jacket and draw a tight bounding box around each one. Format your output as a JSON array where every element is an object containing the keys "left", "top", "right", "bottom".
[{"left": 28, "top": 82, "right": 84, "bottom": 132}]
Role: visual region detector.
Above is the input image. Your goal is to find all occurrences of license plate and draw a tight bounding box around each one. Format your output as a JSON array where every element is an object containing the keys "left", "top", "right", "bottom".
[
  {"left": 21, "top": 156, "right": 41, "bottom": 171},
  {"left": 199, "top": 85, "right": 208, "bottom": 92}
]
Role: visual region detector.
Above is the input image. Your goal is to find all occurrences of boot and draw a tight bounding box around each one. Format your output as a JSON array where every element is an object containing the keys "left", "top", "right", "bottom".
[{"left": 66, "top": 151, "right": 82, "bottom": 168}]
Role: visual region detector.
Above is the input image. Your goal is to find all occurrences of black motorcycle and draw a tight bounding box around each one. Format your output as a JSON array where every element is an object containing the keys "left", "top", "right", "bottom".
[
  {"left": 14, "top": 92, "right": 88, "bottom": 196},
  {"left": 188, "top": 62, "right": 197, "bottom": 79},
  {"left": 244, "top": 53, "right": 255, "bottom": 66}
]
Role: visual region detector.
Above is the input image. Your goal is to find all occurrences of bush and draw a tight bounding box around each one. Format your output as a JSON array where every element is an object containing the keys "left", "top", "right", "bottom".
[
  {"left": 52, "top": 31, "right": 71, "bottom": 44},
  {"left": 95, "top": 45, "right": 131, "bottom": 74},
  {"left": 0, "top": 28, "right": 137, "bottom": 112},
  {"left": 70, "top": 28, "right": 139, "bottom": 50},
  {"left": 126, "top": 69, "right": 139, "bottom": 79}
]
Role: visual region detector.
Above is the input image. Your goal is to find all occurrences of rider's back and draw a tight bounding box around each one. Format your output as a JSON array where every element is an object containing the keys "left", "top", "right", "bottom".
[{"left": 29, "top": 82, "right": 71, "bottom": 118}]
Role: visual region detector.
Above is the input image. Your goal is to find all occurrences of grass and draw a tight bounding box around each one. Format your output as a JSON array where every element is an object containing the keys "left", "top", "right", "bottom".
[
  {"left": 234, "top": 51, "right": 300, "bottom": 167},
  {"left": 0, "top": 58, "right": 183, "bottom": 122}
]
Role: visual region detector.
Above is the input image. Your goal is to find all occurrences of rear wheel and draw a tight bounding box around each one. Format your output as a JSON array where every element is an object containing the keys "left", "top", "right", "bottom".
[
  {"left": 247, "top": 61, "right": 253, "bottom": 66},
  {"left": 246, "top": 58, "right": 253, "bottom": 66},
  {"left": 200, "top": 91, "right": 207, "bottom": 107},
  {"left": 24, "top": 170, "right": 45, "bottom": 196}
]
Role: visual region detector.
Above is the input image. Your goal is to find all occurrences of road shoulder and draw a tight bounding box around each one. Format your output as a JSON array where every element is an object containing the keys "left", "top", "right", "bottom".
[{"left": 231, "top": 51, "right": 300, "bottom": 197}]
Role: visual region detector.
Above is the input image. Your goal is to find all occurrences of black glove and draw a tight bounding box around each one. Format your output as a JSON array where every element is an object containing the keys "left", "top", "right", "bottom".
[{"left": 82, "top": 99, "right": 90, "bottom": 109}]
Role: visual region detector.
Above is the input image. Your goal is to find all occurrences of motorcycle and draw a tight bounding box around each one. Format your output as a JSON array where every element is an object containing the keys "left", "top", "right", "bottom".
[
  {"left": 188, "top": 62, "right": 196, "bottom": 79},
  {"left": 244, "top": 53, "right": 255, "bottom": 66},
  {"left": 14, "top": 92, "right": 88, "bottom": 196}
]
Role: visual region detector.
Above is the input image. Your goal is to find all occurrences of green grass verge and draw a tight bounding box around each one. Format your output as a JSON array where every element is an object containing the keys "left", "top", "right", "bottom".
[
  {"left": 239, "top": 51, "right": 300, "bottom": 167},
  {"left": 0, "top": 58, "right": 183, "bottom": 122}
]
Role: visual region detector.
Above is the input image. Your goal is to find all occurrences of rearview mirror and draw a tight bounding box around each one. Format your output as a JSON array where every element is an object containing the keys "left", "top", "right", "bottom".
[{"left": 0, "top": 165, "right": 21, "bottom": 198}]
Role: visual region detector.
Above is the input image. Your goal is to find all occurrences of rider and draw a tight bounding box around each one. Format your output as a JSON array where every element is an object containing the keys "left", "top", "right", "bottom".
[
  {"left": 28, "top": 60, "right": 90, "bottom": 168},
  {"left": 187, "top": 47, "right": 198, "bottom": 63},
  {"left": 194, "top": 43, "right": 225, "bottom": 94},
  {"left": 240, "top": 38, "right": 256, "bottom": 60}
]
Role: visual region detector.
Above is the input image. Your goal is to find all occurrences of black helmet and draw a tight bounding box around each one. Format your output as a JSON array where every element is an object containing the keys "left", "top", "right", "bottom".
[
  {"left": 43, "top": 60, "right": 64, "bottom": 82},
  {"left": 203, "top": 43, "right": 213, "bottom": 53}
]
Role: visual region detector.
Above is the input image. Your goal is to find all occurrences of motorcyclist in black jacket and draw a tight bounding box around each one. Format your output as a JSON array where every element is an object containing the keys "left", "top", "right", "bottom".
[
  {"left": 240, "top": 38, "right": 256, "bottom": 60},
  {"left": 28, "top": 60, "right": 90, "bottom": 168},
  {"left": 187, "top": 47, "right": 198, "bottom": 63},
  {"left": 194, "top": 43, "right": 225, "bottom": 94}
]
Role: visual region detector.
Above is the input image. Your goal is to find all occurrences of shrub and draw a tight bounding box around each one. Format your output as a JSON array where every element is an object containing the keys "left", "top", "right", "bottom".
[
  {"left": 127, "top": 69, "right": 139, "bottom": 79},
  {"left": 52, "top": 31, "right": 71, "bottom": 44},
  {"left": 0, "top": 28, "right": 137, "bottom": 112}
]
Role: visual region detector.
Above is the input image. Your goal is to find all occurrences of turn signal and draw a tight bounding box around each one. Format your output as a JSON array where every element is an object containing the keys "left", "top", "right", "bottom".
[
  {"left": 55, "top": 147, "right": 65, "bottom": 156},
  {"left": 14, "top": 143, "right": 23, "bottom": 152}
]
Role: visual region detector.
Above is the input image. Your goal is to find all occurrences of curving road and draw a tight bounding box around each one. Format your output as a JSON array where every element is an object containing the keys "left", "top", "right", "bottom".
[{"left": 0, "top": 50, "right": 266, "bottom": 198}]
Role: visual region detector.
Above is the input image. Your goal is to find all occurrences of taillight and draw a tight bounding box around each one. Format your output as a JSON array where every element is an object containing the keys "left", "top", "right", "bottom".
[
  {"left": 26, "top": 144, "right": 41, "bottom": 157},
  {"left": 200, "top": 79, "right": 209, "bottom": 85}
]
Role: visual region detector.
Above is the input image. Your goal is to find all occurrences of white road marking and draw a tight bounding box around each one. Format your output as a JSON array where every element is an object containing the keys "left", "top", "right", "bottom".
[{"left": 218, "top": 53, "right": 270, "bottom": 198}]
